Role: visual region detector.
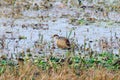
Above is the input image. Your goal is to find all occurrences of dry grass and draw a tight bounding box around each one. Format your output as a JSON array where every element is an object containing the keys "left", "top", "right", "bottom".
[{"left": 0, "top": 61, "right": 120, "bottom": 80}]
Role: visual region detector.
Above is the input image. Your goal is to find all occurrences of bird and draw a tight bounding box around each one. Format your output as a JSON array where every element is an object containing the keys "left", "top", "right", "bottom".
[{"left": 52, "top": 34, "right": 71, "bottom": 49}]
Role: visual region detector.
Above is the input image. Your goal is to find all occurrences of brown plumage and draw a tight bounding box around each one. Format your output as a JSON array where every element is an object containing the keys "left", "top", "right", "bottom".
[{"left": 52, "top": 34, "right": 71, "bottom": 49}]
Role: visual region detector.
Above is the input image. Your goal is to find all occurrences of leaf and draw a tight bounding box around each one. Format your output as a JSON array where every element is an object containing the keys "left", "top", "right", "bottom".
[
  {"left": 78, "top": 19, "right": 85, "bottom": 25},
  {"left": 0, "top": 60, "right": 7, "bottom": 66}
]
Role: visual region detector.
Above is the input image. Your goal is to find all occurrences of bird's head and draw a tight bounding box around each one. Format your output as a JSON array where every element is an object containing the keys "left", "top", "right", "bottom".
[{"left": 52, "top": 34, "right": 59, "bottom": 39}]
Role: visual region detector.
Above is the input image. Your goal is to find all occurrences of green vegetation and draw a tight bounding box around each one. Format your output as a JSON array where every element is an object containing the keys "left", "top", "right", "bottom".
[{"left": 0, "top": 52, "right": 120, "bottom": 80}]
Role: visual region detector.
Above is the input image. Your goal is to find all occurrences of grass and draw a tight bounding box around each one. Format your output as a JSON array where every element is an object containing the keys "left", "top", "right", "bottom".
[
  {"left": 1, "top": 64, "right": 120, "bottom": 80},
  {"left": 0, "top": 52, "right": 120, "bottom": 80}
]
